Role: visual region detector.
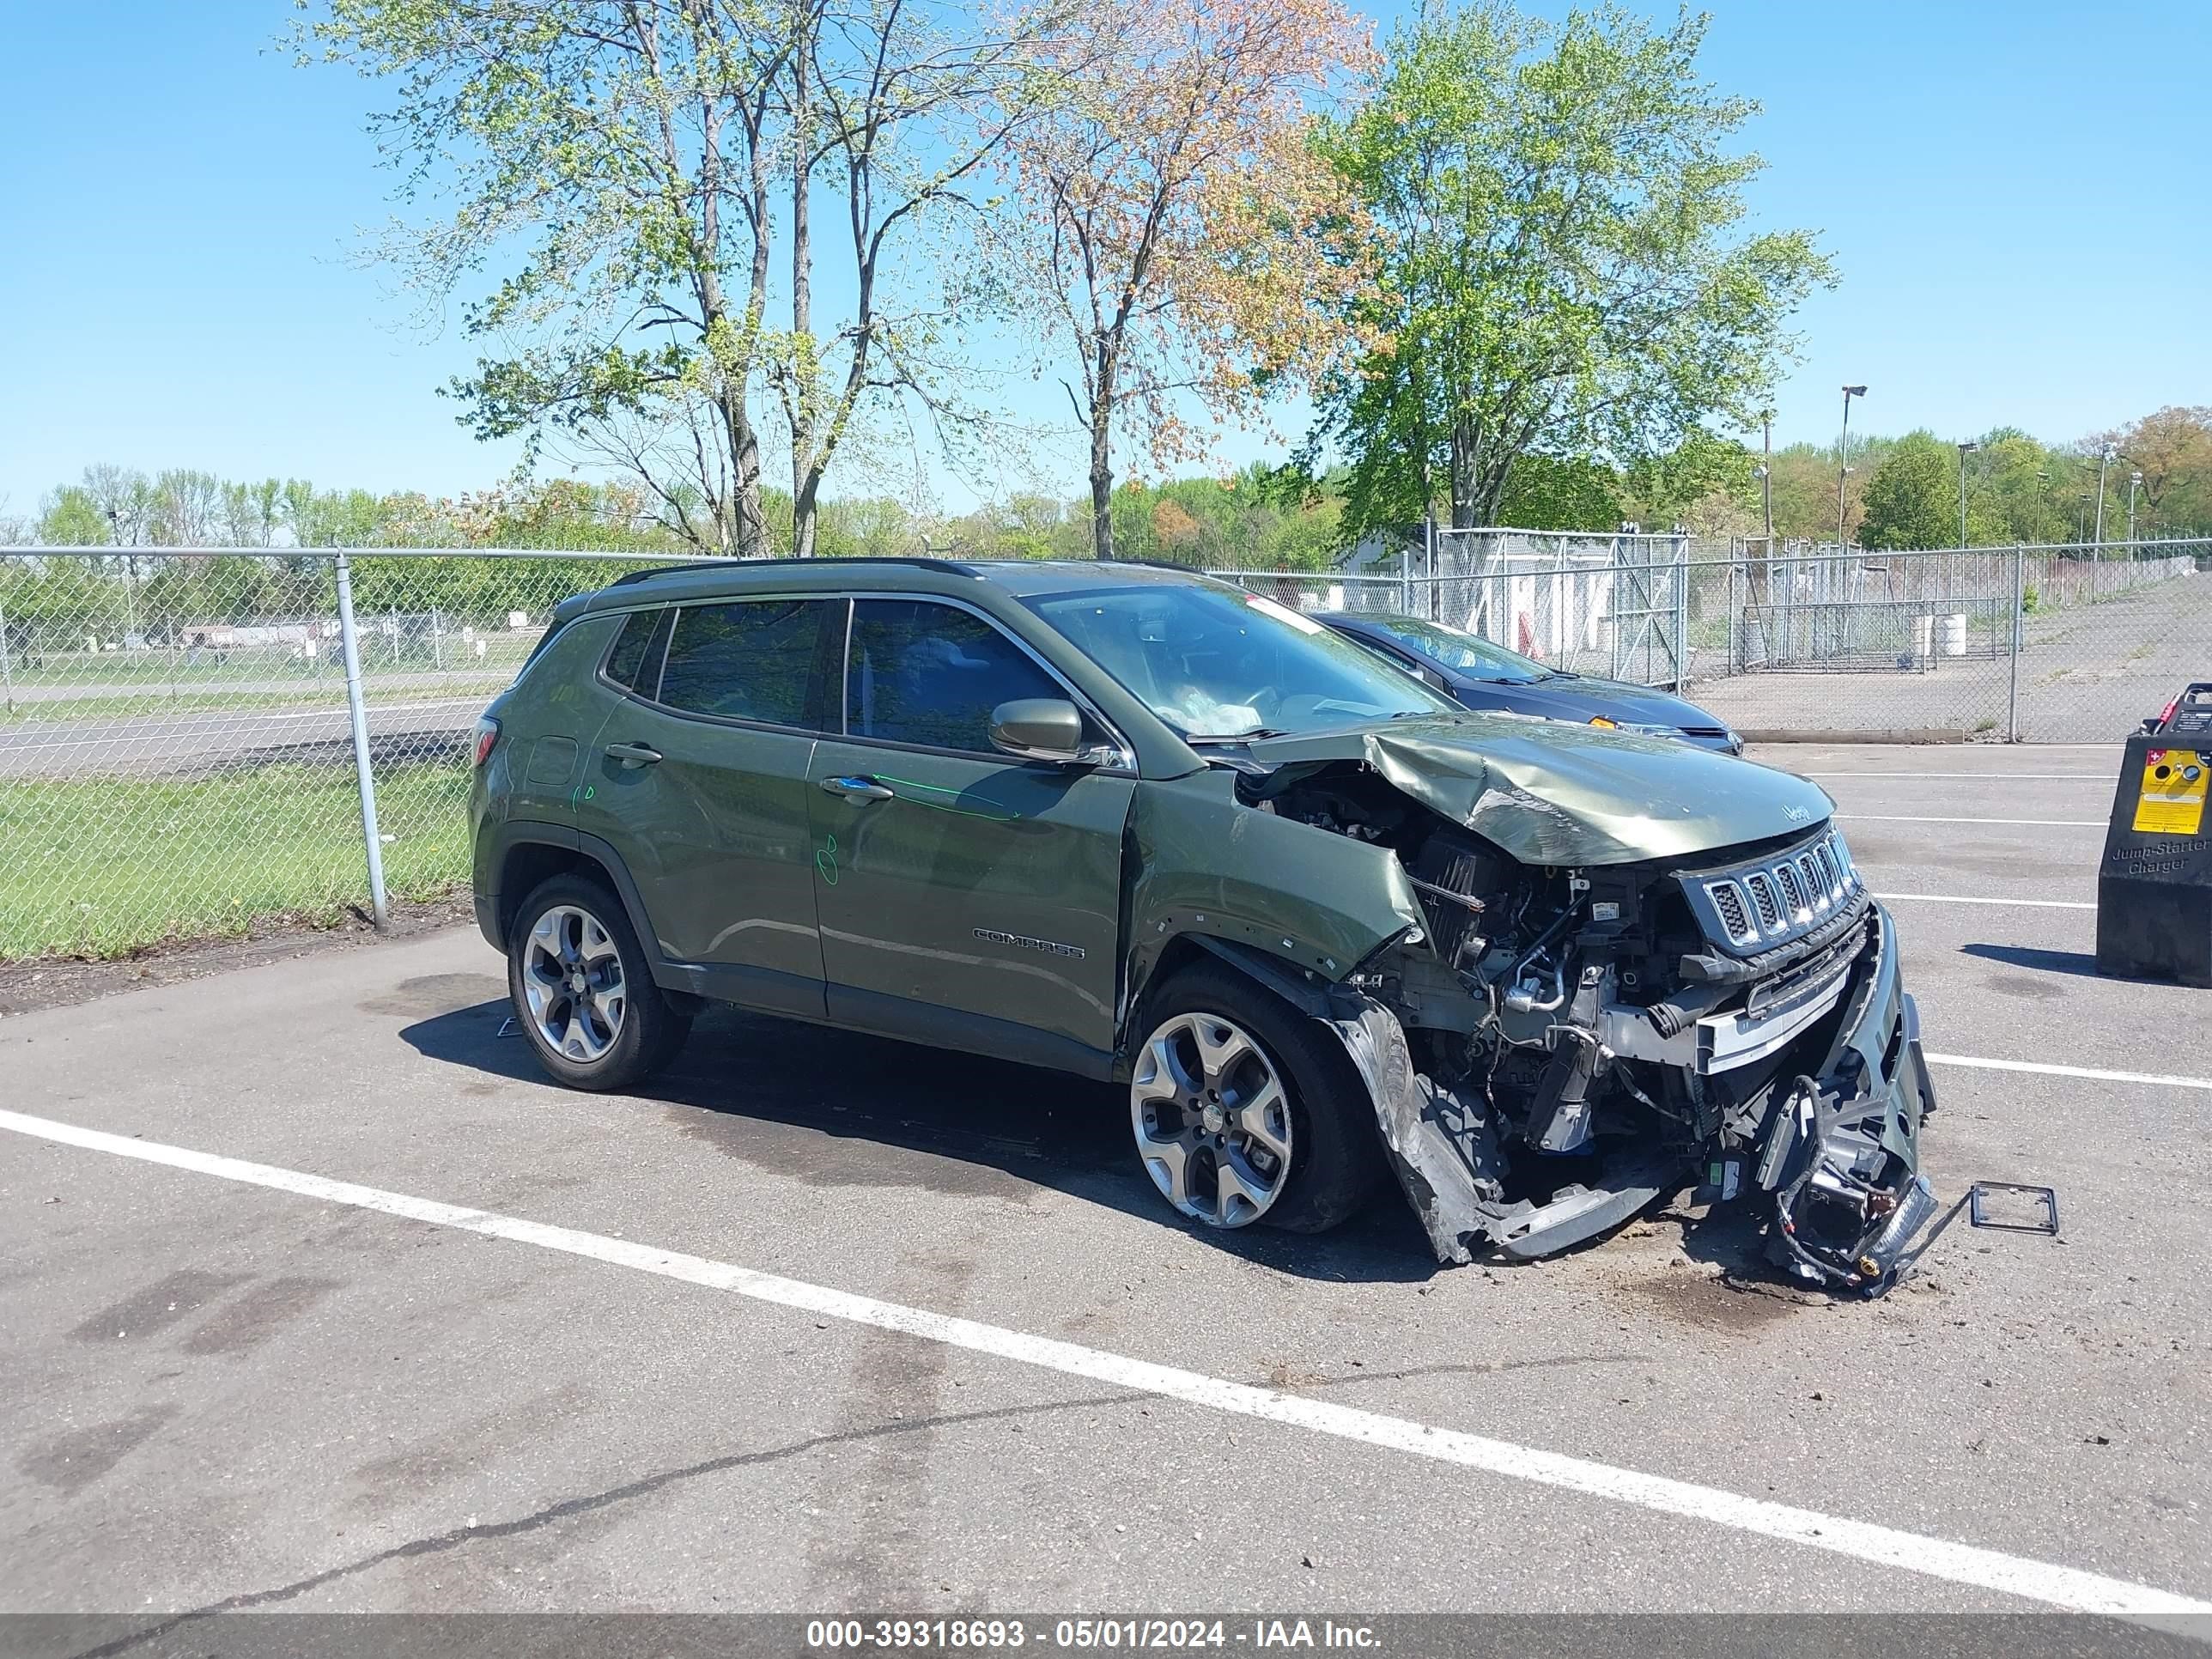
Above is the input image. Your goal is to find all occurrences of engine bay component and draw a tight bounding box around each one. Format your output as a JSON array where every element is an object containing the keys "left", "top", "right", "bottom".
[{"left": 1246, "top": 749, "right": 1942, "bottom": 1292}]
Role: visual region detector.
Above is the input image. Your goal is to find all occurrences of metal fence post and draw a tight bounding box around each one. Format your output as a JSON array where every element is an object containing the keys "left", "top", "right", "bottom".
[
  {"left": 1672, "top": 538, "right": 1689, "bottom": 689},
  {"left": 2006, "top": 544, "right": 2025, "bottom": 743},
  {"left": 0, "top": 601, "right": 14, "bottom": 716},
  {"left": 1400, "top": 534, "right": 1413, "bottom": 617},
  {"left": 333, "top": 552, "right": 390, "bottom": 929}
]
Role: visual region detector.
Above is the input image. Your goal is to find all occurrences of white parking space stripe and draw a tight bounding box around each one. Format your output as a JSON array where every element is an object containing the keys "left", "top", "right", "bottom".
[
  {"left": 1924, "top": 1054, "right": 2212, "bottom": 1092},
  {"left": 1881, "top": 893, "right": 2096, "bottom": 911},
  {"left": 1842, "top": 814, "right": 2106, "bottom": 827},
  {"left": 3, "top": 1107, "right": 2206, "bottom": 1618},
  {"left": 1806, "top": 772, "right": 2110, "bottom": 781}
]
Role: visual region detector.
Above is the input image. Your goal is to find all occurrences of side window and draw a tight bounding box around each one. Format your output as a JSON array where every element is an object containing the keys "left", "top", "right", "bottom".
[
  {"left": 602, "top": 607, "right": 672, "bottom": 695},
  {"left": 847, "top": 599, "right": 1062, "bottom": 753},
  {"left": 658, "top": 599, "right": 836, "bottom": 727}
]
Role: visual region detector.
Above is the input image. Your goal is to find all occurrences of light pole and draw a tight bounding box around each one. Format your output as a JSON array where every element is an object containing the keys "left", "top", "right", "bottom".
[
  {"left": 1956, "top": 440, "right": 1978, "bottom": 549},
  {"left": 2127, "top": 469, "right": 2142, "bottom": 548},
  {"left": 2092, "top": 441, "right": 2115, "bottom": 556},
  {"left": 1760, "top": 416, "right": 1773, "bottom": 546},
  {"left": 1838, "top": 385, "right": 1867, "bottom": 548}
]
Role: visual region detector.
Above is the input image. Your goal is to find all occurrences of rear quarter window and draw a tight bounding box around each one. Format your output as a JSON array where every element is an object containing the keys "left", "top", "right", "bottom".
[{"left": 601, "top": 607, "right": 673, "bottom": 696}]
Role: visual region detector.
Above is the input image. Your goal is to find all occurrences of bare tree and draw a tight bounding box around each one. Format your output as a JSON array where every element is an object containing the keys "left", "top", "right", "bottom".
[
  {"left": 307, "top": 1, "right": 800, "bottom": 554},
  {"left": 775, "top": 0, "right": 1077, "bottom": 556}
]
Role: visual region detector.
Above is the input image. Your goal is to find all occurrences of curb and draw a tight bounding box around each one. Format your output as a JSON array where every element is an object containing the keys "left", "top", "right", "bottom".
[{"left": 1738, "top": 727, "right": 1978, "bottom": 745}]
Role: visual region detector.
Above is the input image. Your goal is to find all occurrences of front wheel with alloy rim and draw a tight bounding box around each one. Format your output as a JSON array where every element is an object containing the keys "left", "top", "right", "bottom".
[
  {"left": 1128, "top": 964, "right": 1382, "bottom": 1236},
  {"left": 507, "top": 873, "right": 690, "bottom": 1091}
]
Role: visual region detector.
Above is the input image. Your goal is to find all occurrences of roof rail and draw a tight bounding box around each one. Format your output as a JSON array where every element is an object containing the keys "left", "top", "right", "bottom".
[
  {"left": 608, "top": 554, "right": 975, "bottom": 587},
  {"left": 1092, "top": 556, "right": 1216, "bottom": 576}
]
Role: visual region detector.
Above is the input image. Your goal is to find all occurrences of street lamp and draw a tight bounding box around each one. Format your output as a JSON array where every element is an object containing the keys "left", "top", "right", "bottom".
[
  {"left": 1956, "top": 441, "right": 1978, "bottom": 549},
  {"left": 2128, "top": 469, "right": 2142, "bottom": 547},
  {"left": 1759, "top": 415, "right": 1774, "bottom": 546},
  {"left": 1838, "top": 386, "right": 1867, "bottom": 547},
  {"left": 2092, "top": 441, "right": 2116, "bottom": 556}
]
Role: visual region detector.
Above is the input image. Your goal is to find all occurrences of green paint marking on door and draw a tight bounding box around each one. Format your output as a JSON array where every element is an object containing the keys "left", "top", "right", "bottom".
[
  {"left": 815, "top": 831, "right": 839, "bottom": 885},
  {"left": 874, "top": 775, "right": 1023, "bottom": 823}
]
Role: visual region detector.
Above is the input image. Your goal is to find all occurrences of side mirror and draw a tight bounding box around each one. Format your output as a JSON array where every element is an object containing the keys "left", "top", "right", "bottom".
[{"left": 989, "top": 697, "right": 1090, "bottom": 764}]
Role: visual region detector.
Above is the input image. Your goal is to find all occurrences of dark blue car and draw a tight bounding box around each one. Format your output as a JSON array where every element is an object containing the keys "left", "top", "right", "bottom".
[{"left": 1319, "top": 611, "right": 1742, "bottom": 756}]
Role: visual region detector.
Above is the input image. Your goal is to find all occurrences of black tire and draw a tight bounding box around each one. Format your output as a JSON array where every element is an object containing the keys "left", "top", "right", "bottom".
[
  {"left": 505, "top": 872, "right": 690, "bottom": 1092},
  {"left": 1131, "top": 962, "right": 1385, "bottom": 1235}
]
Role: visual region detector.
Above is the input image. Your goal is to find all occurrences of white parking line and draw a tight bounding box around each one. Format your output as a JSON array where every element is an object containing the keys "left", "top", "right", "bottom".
[
  {"left": 1842, "top": 814, "right": 2106, "bottom": 827},
  {"left": 1924, "top": 1054, "right": 2212, "bottom": 1092},
  {"left": 3, "top": 1106, "right": 2206, "bottom": 1618},
  {"left": 1807, "top": 772, "right": 2109, "bottom": 781},
  {"left": 1881, "top": 893, "right": 2096, "bottom": 911}
]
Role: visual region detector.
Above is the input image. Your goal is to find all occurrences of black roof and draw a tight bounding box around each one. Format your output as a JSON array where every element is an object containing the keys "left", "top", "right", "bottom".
[
  {"left": 609, "top": 555, "right": 975, "bottom": 587},
  {"left": 599, "top": 555, "right": 1237, "bottom": 598}
]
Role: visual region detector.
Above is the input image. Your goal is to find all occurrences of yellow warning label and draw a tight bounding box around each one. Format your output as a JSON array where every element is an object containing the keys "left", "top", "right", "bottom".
[{"left": 2133, "top": 748, "right": 2209, "bottom": 835}]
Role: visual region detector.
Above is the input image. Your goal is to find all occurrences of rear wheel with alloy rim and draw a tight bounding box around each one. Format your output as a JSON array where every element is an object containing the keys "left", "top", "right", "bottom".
[
  {"left": 522, "top": 903, "right": 628, "bottom": 1062},
  {"left": 1128, "top": 963, "right": 1382, "bottom": 1235},
  {"left": 506, "top": 873, "right": 689, "bottom": 1091}
]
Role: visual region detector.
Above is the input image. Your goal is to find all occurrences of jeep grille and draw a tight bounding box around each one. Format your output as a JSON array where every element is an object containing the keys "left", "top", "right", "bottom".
[{"left": 1681, "top": 828, "right": 1862, "bottom": 955}]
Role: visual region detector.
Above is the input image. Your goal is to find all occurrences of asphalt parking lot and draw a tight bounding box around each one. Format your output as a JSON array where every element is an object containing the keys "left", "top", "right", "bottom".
[{"left": 3, "top": 743, "right": 2208, "bottom": 1628}]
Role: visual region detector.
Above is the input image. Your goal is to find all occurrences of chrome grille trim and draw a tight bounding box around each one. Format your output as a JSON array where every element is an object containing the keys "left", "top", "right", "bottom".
[
  {"left": 1711, "top": 883, "right": 1750, "bottom": 941},
  {"left": 1680, "top": 827, "right": 1865, "bottom": 956},
  {"left": 1776, "top": 862, "right": 1806, "bottom": 916},
  {"left": 1745, "top": 872, "right": 1782, "bottom": 931}
]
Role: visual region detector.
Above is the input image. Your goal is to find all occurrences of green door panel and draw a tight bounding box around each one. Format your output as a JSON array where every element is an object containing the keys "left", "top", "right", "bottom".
[
  {"left": 574, "top": 702, "right": 826, "bottom": 1012},
  {"left": 806, "top": 740, "right": 1134, "bottom": 1055},
  {"left": 1124, "top": 769, "right": 1428, "bottom": 1008}
]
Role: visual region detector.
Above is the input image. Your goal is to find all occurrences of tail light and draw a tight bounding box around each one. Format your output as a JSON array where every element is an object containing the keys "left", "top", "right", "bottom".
[{"left": 471, "top": 715, "right": 501, "bottom": 768}]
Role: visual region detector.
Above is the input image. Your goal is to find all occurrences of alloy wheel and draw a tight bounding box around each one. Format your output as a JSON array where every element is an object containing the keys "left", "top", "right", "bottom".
[
  {"left": 522, "top": 903, "right": 627, "bottom": 1064},
  {"left": 1130, "top": 1011, "right": 1292, "bottom": 1227}
]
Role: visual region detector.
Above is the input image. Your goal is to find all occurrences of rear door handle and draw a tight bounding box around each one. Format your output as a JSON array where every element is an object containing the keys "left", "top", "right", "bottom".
[
  {"left": 604, "top": 741, "right": 662, "bottom": 768},
  {"left": 820, "top": 774, "right": 895, "bottom": 802}
]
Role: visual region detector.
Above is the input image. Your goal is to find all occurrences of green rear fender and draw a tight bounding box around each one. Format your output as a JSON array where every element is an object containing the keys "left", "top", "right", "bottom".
[{"left": 1122, "top": 770, "right": 1426, "bottom": 1036}]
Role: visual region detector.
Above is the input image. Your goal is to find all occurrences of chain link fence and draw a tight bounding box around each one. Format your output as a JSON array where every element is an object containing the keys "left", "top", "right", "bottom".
[
  {"left": 4, "top": 538, "right": 2206, "bottom": 963},
  {"left": 0, "top": 547, "right": 683, "bottom": 961},
  {"left": 1212, "top": 536, "right": 2209, "bottom": 741}
]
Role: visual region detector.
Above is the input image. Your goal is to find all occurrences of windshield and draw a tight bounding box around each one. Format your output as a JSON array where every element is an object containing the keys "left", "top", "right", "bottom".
[
  {"left": 1346, "top": 614, "right": 1559, "bottom": 684},
  {"left": 1024, "top": 581, "right": 1461, "bottom": 739}
]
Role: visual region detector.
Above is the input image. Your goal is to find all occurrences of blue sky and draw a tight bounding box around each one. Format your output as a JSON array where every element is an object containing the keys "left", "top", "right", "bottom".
[{"left": 2, "top": 0, "right": 2207, "bottom": 520}]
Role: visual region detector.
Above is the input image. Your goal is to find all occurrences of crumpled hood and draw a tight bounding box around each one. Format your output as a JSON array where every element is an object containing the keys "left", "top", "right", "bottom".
[{"left": 1243, "top": 715, "right": 1832, "bottom": 866}]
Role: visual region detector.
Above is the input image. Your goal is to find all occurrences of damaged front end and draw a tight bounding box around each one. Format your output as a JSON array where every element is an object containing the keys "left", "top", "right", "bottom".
[{"left": 1237, "top": 731, "right": 1941, "bottom": 1294}]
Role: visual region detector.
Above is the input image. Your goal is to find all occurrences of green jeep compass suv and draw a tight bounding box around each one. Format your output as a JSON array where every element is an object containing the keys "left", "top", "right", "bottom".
[{"left": 471, "top": 558, "right": 1938, "bottom": 1289}]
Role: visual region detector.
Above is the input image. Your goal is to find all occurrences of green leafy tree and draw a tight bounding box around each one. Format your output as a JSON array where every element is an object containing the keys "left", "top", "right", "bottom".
[
  {"left": 36, "top": 486, "right": 111, "bottom": 546},
  {"left": 2095, "top": 406, "right": 2212, "bottom": 540},
  {"left": 1856, "top": 431, "right": 1959, "bottom": 550},
  {"left": 1492, "top": 456, "right": 1623, "bottom": 531},
  {"left": 1305, "top": 1, "right": 1834, "bottom": 533},
  {"left": 1970, "top": 429, "right": 2066, "bottom": 546},
  {"left": 1622, "top": 431, "right": 1755, "bottom": 529}
]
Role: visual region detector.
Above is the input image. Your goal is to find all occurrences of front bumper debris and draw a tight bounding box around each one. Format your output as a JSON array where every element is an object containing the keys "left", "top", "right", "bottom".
[{"left": 1338, "top": 902, "right": 1942, "bottom": 1293}]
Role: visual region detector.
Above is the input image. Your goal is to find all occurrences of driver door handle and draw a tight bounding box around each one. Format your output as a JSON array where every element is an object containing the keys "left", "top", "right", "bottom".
[
  {"left": 604, "top": 741, "right": 662, "bottom": 768},
  {"left": 820, "top": 774, "right": 895, "bottom": 802}
]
